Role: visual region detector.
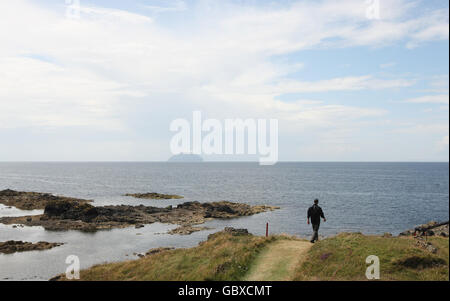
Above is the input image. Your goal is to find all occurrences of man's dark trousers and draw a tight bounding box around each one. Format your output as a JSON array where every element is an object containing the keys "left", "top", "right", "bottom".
[{"left": 311, "top": 223, "right": 320, "bottom": 242}]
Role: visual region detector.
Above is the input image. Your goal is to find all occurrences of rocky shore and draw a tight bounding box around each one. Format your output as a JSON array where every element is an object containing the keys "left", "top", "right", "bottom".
[
  {"left": 0, "top": 189, "right": 91, "bottom": 210},
  {"left": 397, "top": 221, "right": 449, "bottom": 254},
  {"left": 399, "top": 221, "right": 449, "bottom": 237},
  {"left": 125, "top": 192, "right": 184, "bottom": 200},
  {"left": 0, "top": 241, "right": 63, "bottom": 254},
  {"left": 0, "top": 196, "right": 279, "bottom": 232}
]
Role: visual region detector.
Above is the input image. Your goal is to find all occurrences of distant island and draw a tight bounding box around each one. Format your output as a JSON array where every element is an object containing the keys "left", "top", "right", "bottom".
[{"left": 168, "top": 154, "right": 203, "bottom": 162}]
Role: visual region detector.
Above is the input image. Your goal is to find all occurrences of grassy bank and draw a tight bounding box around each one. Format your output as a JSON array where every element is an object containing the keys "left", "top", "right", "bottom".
[
  {"left": 60, "top": 230, "right": 449, "bottom": 281},
  {"left": 293, "top": 233, "right": 449, "bottom": 281},
  {"left": 68, "top": 230, "right": 280, "bottom": 281}
]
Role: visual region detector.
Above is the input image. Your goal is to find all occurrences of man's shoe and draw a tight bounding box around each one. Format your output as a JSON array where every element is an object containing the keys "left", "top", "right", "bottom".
[{"left": 310, "top": 240, "right": 315, "bottom": 243}]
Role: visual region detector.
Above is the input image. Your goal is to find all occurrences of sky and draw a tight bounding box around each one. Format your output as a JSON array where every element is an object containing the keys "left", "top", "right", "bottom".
[{"left": 0, "top": 0, "right": 448, "bottom": 162}]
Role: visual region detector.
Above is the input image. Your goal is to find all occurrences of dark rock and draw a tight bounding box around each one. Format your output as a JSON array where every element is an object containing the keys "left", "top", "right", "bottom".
[
  {"left": 0, "top": 189, "right": 91, "bottom": 210},
  {"left": 224, "top": 227, "right": 250, "bottom": 236},
  {"left": 145, "top": 247, "right": 175, "bottom": 256},
  {"left": 125, "top": 192, "right": 183, "bottom": 200},
  {"left": 44, "top": 200, "right": 99, "bottom": 222},
  {"left": 0, "top": 241, "right": 63, "bottom": 254},
  {"left": 399, "top": 221, "right": 449, "bottom": 238},
  {"left": 1, "top": 199, "right": 278, "bottom": 233},
  {"left": 399, "top": 230, "right": 414, "bottom": 236},
  {"left": 168, "top": 225, "right": 211, "bottom": 235}
]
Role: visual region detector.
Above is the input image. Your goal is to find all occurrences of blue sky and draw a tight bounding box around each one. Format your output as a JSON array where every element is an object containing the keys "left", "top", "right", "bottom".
[{"left": 0, "top": 0, "right": 448, "bottom": 161}]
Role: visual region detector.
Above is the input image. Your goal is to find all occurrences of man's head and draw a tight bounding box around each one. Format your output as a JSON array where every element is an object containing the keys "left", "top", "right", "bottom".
[{"left": 314, "top": 199, "right": 319, "bottom": 204}]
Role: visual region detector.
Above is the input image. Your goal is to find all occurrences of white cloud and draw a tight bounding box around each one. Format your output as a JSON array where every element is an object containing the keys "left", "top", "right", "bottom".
[
  {"left": 275, "top": 76, "right": 415, "bottom": 93},
  {"left": 405, "top": 95, "right": 449, "bottom": 105},
  {"left": 78, "top": 6, "right": 153, "bottom": 23},
  {"left": 407, "top": 9, "right": 450, "bottom": 48},
  {"left": 392, "top": 123, "right": 449, "bottom": 135},
  {"left": 436, "top": 135, "right": 449, "bottom": 153},
  {"left": 1, "top": 0, "right": 421, "bottom": 130},
  {"left": 0, "top": 56, "right": 140, "bottom": 129},
  {"left": 380, "top": 62, "right": 396, "bottom": 69},
  {"left": 0, "top": 0, "right": 448, "bottom": 160},
  {"left": 425, "top": 75, "right": 450, "bottom": 94},
  {"left": 142, "top": 0, "right": 187, "bottom": 13}
]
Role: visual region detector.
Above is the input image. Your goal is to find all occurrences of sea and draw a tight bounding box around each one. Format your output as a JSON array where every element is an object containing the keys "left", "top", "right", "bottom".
[{"left": 0, "top": 162, "right": 448, "bottom": 280}]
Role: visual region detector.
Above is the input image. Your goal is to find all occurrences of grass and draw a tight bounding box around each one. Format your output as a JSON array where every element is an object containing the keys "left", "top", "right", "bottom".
[
  {"left": 59, "top": 231, "right": 449, "bottom": 281},
  {"left": 68, "top": 231, "right": 278, "bottom": 281},
  {"left": 293, "top": 233, "right": 449, "bottom": 281}
]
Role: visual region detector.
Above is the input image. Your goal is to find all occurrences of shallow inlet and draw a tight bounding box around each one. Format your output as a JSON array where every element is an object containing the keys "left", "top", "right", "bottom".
[{"left": 0, "top": 222, "right": 218, "bottom": 281}]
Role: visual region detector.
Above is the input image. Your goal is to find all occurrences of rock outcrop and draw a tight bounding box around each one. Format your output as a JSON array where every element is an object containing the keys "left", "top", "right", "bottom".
[
  {"left": 0, "top": 200, "right": 279, "bottom": 232},
  {"left": 0, "top": 189, "right": 91, "bottom": 210},
  {"left": 0, "top": 241, "right": 63, "bottom": 254},
  {"left": 125, "top": 193, "right": 183, "bottom": 200},
  {"left": 224, "top": 227, "right": 250, "bottom": 236},
  {"left": 399, "top": 221, "right": 449, "bottom": 237},
  {"left": 145, "top": 247, "right": 175, "bottom": 256},
  {"left": 414, "top": 237, "right": 438, "bottom": 254},
  {"left": 206, "top": 227, "right": 251, "bottom": 242},
  {"left": 168, "top": 225, "right": 211, "bottom": 235},
  {"left": 398, "top": 221, "right": 449, "bottom": 255}
]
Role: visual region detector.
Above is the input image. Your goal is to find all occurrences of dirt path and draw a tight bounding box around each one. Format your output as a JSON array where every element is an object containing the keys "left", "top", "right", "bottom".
[{"left": 244, "top": 239, "right": 312, "bottom": 281}]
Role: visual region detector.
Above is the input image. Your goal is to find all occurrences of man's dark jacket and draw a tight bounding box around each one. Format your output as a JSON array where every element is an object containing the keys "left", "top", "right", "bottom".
[{"left": 307, "top": 204, "right": 325, "bottom": 225}]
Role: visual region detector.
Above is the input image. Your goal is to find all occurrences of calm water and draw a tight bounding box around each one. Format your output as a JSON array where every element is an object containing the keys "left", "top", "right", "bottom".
[{"left": 0, "top": 162, "right": 448, "bottom": 280}]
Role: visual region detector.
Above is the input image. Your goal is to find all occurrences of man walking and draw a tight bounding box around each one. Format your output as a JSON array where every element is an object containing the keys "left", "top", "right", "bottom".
[{"left": 307, "top": 199, "right": 326, "bottom": 243}]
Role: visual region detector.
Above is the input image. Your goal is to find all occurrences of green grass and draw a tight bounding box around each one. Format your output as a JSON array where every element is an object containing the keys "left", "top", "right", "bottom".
[
  {"left": 59, "top": 231, "right": 449, "bottom": 281},
  {"left": 293, "top": 233, "right": 449, "bottom": 281},
  {"left": 69, "top": 231, "right": 277, "bottom": 281}
]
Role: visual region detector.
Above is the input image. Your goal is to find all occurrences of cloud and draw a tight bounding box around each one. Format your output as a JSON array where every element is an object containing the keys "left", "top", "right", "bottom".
[
  {"left": 78, "top": 6, "right": 153, "bottom": 23},
  {"left": 436, "top": 135, "right": 449, "bottom": 154},
  {"left": 1, "top": 0, "right": 421, "bottom": 129},
  {"left": 274, "top": 76, "right": 415, "bottom": 93},
  {"left": 404, "top": 95, "right": 449, "bottom": 105},
  {"left": 0, "top": 0, "right": 448, "bottom": 160},
  {"left": 425, "top": 75, "right": 450, "bottom": 94},
  {"left": 407, "top": 9, "right": 450, "bottom": 48},
  {"left": 0, "top": 56, "right": 140, "bottom": 129},
  {"left": 380, "top": 62, "right": 396, "bottom": 69},
  {"left": 214, "top": 0, "right": 448, "bottom": 51},
  {"left": 142, "top": 0, "right": 187, "bottom": 13},
  {"left": 392, "top": 123, "right": 449, "bottom": 135}
]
